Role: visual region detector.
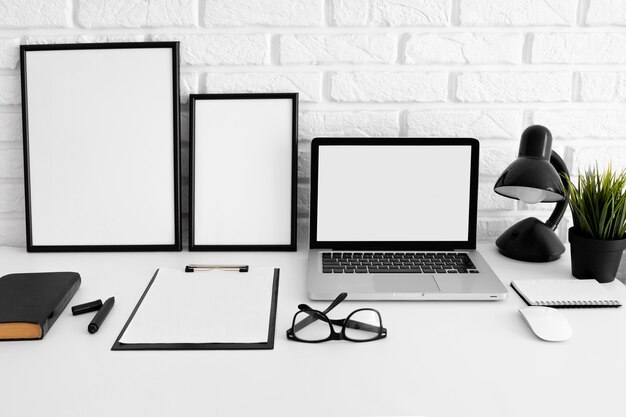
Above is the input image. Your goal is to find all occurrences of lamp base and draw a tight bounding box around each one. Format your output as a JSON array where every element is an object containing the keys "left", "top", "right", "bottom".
[{"left": 495, "top": 217, "right": 565, "bottom": 262}]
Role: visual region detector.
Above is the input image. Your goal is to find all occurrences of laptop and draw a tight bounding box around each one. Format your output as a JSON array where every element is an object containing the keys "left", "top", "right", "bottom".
[{"left": 307, "top": 137, "right": 508, "bottom": 301}]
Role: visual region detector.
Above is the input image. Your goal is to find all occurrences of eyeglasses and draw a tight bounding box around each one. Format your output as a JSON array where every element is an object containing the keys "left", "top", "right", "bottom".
[{"left": 286, "top": 293, "right": 387, "bottom": 343}]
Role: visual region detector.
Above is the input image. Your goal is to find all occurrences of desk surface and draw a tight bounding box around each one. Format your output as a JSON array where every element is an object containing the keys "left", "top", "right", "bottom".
[{"left": 1, "top": 244, "right": 624, "bottom": 417}]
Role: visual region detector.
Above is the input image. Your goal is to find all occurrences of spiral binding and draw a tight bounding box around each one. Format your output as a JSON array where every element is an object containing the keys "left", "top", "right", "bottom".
[{"left": 537, "top": 299, "right": 620, "bottom": 306}]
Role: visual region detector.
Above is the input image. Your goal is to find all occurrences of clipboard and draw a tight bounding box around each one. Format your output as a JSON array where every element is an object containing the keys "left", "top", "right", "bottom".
[{"left": 112, "top": 267, "right": 279, "bottom": 350}]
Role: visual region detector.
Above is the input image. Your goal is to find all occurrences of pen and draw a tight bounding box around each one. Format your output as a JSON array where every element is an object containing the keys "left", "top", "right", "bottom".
[
  {"left": 88, "top": 297, "right": 115, "bottom": 334},
  {"left": 185, "top": 264, "right": 249, "bottom": 272}
]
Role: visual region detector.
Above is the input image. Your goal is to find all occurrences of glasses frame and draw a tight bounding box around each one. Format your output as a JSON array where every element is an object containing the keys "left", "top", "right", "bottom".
[{"left": 286, "top": 293, "right": 387, "bottom": 343}]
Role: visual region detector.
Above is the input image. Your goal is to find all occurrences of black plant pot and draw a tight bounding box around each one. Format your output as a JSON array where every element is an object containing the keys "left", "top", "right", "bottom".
[{"left": 568, "top": 228, "right": 626, "bottom": 283}]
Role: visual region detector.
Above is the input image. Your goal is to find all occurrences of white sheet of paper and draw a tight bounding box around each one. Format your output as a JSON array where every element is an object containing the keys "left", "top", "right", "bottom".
[{"left": 119, "top": 267, "right": 276, "bottom": 344}]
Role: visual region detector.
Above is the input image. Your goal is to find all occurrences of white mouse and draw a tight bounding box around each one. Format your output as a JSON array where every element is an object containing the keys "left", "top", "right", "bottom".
[{"left": 519, "top": 306, "right": 572, "bottom": 342}]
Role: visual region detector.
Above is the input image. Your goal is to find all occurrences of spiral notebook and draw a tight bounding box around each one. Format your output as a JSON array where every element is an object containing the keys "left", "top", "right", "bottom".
[{"left": 511, "top": 279, "right": 622, "bottom": 308}]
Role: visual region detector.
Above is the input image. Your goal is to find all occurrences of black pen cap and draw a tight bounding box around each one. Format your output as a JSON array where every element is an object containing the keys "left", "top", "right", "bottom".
[{"left": 72, "top": 299, "right": 103, "bottom": 315}]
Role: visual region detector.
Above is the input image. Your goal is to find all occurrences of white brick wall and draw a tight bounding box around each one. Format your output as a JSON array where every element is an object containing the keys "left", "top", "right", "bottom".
[
  {"left": 405, "top": 33, "right": 523, "bottom": 65},
  {"left": 0, "top": 0, "right": 625, "bottom": 247}
]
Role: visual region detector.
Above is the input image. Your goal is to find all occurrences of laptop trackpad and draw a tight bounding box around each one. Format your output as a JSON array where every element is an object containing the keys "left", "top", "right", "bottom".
[{"left": 373, "top": 275, "right": 440, "bottom": 293}]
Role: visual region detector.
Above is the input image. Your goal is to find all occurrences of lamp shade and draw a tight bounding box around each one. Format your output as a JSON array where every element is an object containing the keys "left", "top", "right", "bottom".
[{"left": 494, "top": 125, "right": 564, "bottom": 204}]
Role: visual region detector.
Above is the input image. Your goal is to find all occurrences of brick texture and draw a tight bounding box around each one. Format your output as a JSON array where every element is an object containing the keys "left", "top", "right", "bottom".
[
  {"left": 533, "top": 110, "right": 626, "bottom": 139},
  {"left": 0, "top": 218, "right": 25, "bottom": 246},
  {"left": 0, "top": 75, "right": 20, "bottom": 105},
  {"left": 578, "top": 72, "right": 626, "bottom": 102},
  {"left": 77, "top": 0, "right": 197, "bottom": 28},
  {"left": 586, "top": 0, "right": 626, "bottom": 25},
  {"left": 533, "top": 33, "right": 626, "bottom": 64},
  {"left": 331, "top": 72, "right": 447, "bottom": 102},
  {"left": 0, "top": 1, "right": 625, "bottom": 246},
  {"left": 331, "top": 0, "right": 450, "bottom": 26},
  {"left": 0, "top": 150, "right": 23, "bottom": 178},
  {"left": 405, "top": 33, "right": 523, "bottom": 65},
  {"left": 154, "top": 34, "right": 268, "bottom": 65},
  {"left": 0, "top": 113, "right": 21, "bottom": 142},
  {"left": 180, "top": 72, "right": 199, "bottom": 104},
  {"left": 407, "top": 110, "right": 522, "bottom": 138},
  {"left": 0, "top": 38, "right": 19, "bottom": 68},
  {"left": 0, "top": 0, "right": 70, "bottom": 27},
  {"left": 25, "top": 34, "right": 145, "bottom": 45},
  {"left": 480, "top": 146, "right": 518, "bottom": 177},
  {"left": 456, "top": 72, "right": 571, "bottom": 102},
  {"left": 299, "top": 111, "right": 400, "bottom": 140},
  {"left": 458, "top": 0, "right": 577, "bottom": 26},
  {"left": 204, "top": 0, "right": 323, "bottom": 26},
  {"left": 570, "top": 144, "right": 626, "bottom": 173},
  {"left": 297, "top": 146, "right": 311, "bottom": 179},
  {"left": 280, "top": 34, "right": 396, "bottom": 65},
  {"left": 0, "top": 184, "right": 24, "bottom": 213},
  {"left": 205, "top": 72, "right": 323, "bottom": 102}
]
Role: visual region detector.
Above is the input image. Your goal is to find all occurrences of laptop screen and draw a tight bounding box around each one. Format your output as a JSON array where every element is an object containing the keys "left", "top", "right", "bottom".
[{"left": 310, "top": 138, "right": 478, "bottom": 250}]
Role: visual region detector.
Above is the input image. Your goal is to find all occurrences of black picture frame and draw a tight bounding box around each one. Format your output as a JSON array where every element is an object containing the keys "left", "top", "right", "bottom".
[
  {"left": 189, "top": 93, "right": 298, "bottom": 251},
  {"left": 309, "top": 137, "right": 479, "bottom": 251},
  {"left": 20, "top": 42, "right": 182, "bottom": 252}
]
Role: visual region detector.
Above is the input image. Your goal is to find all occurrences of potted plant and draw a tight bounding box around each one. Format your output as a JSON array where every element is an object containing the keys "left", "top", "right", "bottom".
[{"left": 564, "top": 165, "right": 626, "bottom": 283}]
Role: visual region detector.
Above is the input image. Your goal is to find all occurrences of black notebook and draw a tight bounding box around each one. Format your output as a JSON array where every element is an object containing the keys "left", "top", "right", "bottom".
[
  {"left": 511, "top": 279, "right": 622, "bottom": 308},
  {"left": 0, "top": 272, "right": 81, "bottom": 340}
]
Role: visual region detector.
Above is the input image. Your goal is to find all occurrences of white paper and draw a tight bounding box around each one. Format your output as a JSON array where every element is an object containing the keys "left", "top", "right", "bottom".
[{"left": 120, "top": 267, "right": 276, "bottom": 344}]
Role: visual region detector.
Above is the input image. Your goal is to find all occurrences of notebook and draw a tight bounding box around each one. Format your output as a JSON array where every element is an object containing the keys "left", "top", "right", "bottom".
[
  {"left": 511, "top": 279, "right": 622, "bottom": 308},
  {"left": 0, "top": 272, "right": 81, "bottom": 340}
]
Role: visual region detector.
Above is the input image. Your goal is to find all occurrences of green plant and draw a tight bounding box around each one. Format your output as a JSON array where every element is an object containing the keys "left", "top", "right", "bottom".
[{"left": 564, "top": 164, "right": 626, "bottom": 240}]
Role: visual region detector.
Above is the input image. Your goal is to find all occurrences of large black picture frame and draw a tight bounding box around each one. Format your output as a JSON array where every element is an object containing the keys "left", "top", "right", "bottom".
[
  {"left": 20, "top": 42, "right": 182, "bottom": 252},
  {"left": 189, "top": 93, "right": 298, "bottom": 251}
]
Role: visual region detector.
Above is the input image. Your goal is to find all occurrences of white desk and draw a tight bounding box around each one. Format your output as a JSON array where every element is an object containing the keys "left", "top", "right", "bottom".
[{"left": 1, "top": 244, "right": 624, "bottom": 417}]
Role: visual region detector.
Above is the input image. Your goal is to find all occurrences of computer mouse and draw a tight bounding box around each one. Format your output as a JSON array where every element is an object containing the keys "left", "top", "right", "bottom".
[{"left": 519, "top": 306, "right": 572, "bottom": 342}]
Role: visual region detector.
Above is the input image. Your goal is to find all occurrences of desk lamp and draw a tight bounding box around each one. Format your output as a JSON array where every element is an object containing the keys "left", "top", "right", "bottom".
[{"left": 493, "top": 125, "right": 569, "bottom": 262}]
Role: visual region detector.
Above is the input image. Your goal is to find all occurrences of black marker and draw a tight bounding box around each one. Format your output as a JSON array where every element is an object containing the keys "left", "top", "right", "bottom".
[{"left": 88, "top": 297, "right": 115, "bottom": 334}]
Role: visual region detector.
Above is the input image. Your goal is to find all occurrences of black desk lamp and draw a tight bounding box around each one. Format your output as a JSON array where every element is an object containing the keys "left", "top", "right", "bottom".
[{"left": 493, "top": 125, "right": 569, "bottom": 262}]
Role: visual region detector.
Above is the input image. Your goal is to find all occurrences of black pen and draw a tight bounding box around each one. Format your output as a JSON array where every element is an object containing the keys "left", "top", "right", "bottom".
[{"left": 88, "top": 297, "right": 115, "bottom": 334}]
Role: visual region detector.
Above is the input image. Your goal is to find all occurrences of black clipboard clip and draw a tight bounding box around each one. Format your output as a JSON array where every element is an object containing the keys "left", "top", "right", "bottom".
[{"left": 185, "top": 264, "right": 249, "bottom": 273}]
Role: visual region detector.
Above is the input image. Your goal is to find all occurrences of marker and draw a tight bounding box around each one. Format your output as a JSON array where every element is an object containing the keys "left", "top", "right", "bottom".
[{"left": 88, "top": 297, "right": 115, "bottom": 334}]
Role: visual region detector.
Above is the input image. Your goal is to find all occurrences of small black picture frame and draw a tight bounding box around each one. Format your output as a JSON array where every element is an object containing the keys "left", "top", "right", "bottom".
[
  {"left": 20, "top": 42, "right": 182, "bottom": 251},
  {"left": 189, "top": 93, "right": 298, "bottom": 251}
]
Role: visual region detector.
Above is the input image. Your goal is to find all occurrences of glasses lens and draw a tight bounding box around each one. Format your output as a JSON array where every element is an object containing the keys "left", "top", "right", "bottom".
[
  {"left": 293, "top": 311, "right": 332, "bottom": 342},
  {"left": 344, "top": 309, "right": 382, "bottom": 341}
]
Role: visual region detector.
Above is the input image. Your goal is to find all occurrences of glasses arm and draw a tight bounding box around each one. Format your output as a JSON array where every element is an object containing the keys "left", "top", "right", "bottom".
[
  {"left": 331, "top": 317, "right": 384, "bottom": 334},
  {"left": 298, "top": 292, "right": 347, "bottom": 316},
  {"left": 292, "top": 292, "right": 348, "bottom": 333}
]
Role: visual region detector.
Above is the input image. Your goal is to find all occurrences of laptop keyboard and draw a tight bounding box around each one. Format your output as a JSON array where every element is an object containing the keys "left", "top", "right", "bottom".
[{"left": 321, "top": 252, "right": 479, "bottom": 274}]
